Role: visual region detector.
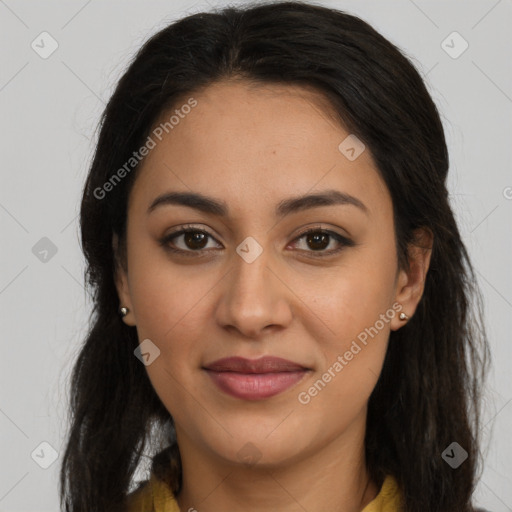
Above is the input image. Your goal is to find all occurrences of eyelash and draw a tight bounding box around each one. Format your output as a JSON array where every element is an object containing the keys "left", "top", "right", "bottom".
[{"left": 159, "top": 224, "right": 355, "bottom": 258}]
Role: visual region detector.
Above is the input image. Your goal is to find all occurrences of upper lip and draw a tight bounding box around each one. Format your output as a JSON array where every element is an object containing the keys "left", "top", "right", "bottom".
[{"left": 203, "top": 356, "right": 309, "bottom": 373}]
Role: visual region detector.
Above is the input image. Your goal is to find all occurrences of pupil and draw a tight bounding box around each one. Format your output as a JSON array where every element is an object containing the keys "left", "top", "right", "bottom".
[
  {"left": 185, "top": 231, "right": 207, "bottom": 249},
  {"left": 307, "top": 232, "right": 328, "bottom": 250}
]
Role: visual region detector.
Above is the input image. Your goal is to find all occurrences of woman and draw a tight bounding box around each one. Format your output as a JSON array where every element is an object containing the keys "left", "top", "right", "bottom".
[{"left": 59, "top": 2, "right": 491, "bottom": 511}]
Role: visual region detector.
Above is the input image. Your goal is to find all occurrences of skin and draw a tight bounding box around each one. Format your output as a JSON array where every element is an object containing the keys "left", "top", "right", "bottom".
[{"left": 114, "top": 79, "right": 432, "bottom": 512}]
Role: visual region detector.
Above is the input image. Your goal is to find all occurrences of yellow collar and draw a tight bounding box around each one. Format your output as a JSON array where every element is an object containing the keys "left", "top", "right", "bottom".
[{"left": 127, "top": 472, "right": 402, "bottom": 512}]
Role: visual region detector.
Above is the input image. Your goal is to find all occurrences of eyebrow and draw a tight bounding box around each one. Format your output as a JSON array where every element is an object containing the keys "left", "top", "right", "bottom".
[{"left": 147, "top": 189, "right": 369, "bottom": 217}]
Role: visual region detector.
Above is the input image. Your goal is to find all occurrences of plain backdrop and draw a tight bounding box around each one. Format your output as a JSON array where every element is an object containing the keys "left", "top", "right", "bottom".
[{"left": 1, "top": 1, "right": 511, "bottom": 510}]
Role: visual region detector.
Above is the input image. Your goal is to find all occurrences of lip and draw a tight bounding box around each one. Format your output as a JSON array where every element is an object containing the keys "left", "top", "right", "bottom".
[
  {"left": 203, "top": 356, "right": 309, "bottom": 373},
  {"left": 203, "top": 356, "right": 311, "bottom": 400}
]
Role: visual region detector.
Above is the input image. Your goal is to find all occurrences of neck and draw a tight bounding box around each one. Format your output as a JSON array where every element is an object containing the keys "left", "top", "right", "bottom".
[{"left": 175, "top": 412, "right": 379, "bottom": 512}]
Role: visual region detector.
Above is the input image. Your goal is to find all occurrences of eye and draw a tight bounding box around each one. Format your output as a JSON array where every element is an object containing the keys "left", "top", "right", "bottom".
[
  {"left": 159, "top": 225, "right": 222, "bottom": 255},
  {"left": 159, "top": 225, "right": 354, "bottom": 258},
  {"left": 289, "top": 227, "right": 354, "bottom": 257}
]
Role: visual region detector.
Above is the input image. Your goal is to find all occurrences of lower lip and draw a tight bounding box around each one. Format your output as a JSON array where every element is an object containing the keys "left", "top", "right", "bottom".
[{"left": 204, "top": 369, "right": 309, "bottom": 400}]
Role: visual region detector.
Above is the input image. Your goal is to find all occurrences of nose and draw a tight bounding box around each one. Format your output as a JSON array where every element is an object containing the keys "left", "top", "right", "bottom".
[{"left": 214, "top": 242, "right": 293, "bottom": 340}]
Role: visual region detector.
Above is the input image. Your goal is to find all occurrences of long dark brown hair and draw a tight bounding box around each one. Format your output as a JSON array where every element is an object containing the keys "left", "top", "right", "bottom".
[{"left": 60, "top": 2, "right": 491, "bottom": 511}]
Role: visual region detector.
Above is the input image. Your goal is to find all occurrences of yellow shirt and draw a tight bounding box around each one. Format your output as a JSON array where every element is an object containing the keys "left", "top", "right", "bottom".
[{"left": 126, "top": 472, "right": 403, "bottom": 511}]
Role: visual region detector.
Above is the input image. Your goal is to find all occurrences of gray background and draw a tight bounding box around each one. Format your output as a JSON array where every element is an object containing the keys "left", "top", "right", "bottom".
[{"left": 1, "top": 0, "right": 511, "bottom": 510}]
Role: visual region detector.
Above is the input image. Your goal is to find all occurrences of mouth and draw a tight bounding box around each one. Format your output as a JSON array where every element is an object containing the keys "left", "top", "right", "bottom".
[{"left": 202, "top": 356, "right": 311, "bottom": 400}]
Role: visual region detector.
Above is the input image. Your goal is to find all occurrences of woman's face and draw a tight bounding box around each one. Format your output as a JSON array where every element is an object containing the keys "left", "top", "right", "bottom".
[{"left": 115, "top": 79, "right": 428, "bottom": 467}]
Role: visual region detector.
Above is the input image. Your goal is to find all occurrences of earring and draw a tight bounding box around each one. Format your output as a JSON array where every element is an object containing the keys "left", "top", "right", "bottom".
[
  {"left": 119, "top": 306, "right": 129, "bottom": 317},
  {"left": 399, "top": 312, "right": 409, "bottom": 321}
]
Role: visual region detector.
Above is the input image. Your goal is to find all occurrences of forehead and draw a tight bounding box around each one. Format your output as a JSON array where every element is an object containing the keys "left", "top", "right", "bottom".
[{"left": 129, "top": 79, "right": 391, "bottom": 220}]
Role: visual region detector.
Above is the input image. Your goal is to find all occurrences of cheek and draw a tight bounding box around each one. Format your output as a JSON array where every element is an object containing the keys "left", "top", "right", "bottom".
[
  {"left": 126, "top": 227, "right": 218, "bottom": 341},
  {"left": 296, "top": 283, "right": 392, "bottom": 424},
  {"left": 299, "top": 246, "right": 397, "bottom": 403},
  {"left": 127, "top": 256, "right": 214, "bottom": 418},
  {"left": 307, "top": 248, "right": 397, "bottom": 345},
  {"left": 130, "top": 270, "right": 213, "bottom": 358}
]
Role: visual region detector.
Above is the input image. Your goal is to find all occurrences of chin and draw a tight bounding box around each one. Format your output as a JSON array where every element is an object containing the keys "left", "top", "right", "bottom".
[{"left": 206, "top": 430, "right": 312, "bottom": 470}]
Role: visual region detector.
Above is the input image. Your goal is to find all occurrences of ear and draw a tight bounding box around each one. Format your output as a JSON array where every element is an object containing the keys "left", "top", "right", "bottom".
[
  {"left": 113, "top": 233, "right": 136, "bottom": 327},
  {"left": 390, "top": 227, "right": 433, "bottom": 331}
]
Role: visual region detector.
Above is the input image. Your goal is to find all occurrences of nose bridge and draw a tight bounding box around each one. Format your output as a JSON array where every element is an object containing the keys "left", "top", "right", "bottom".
[
  {"left": 233, "top": 236, "right": 270, "bottom": 294},
  {"left": 216, "top": 234, "right": 292, "bottom": 337},
  {"left": 230, "top": 235, "right": 274, "bottom": 309}
]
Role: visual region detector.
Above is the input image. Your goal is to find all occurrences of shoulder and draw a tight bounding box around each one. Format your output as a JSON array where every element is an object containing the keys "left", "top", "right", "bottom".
[
  {"left": 126, "top": 471, "right": 181, "bottom": 512},
  {"left": 365, "top": 476, "right": 493, "bottom": 512},
  {"left": 126, "top": 479, "right": 154, "bottom": 512},
  {"left": 362, "top": 474, "right": 403, "bottom": 512}
]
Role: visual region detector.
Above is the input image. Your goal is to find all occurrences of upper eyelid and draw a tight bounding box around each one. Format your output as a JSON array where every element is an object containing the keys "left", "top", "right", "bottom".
[{"left": 166, "top": 224, "right": 343, "bottom": 239}]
